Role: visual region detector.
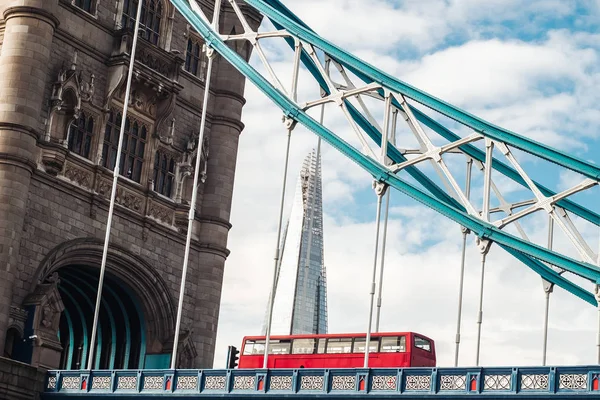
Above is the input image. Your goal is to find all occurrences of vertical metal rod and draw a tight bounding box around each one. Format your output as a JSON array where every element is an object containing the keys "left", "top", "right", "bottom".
[
  {"left": 597, "top": 286, "right": 600, "bottom": 364},
  {"left": 86, "top": 0, "right": 143, "bottom": 370},
  {"left": 454, "top": 160, "right": 472, "bottom": 367},
  {"left": 374, "top": 189, "right": 390, "bottom": 332},
  {"left": 263, "top": 126, "right": 294, "bottom": 369},
  {"left": 170, "top": 50, "right": 215, "bottom": 370},
  {"left": 475, "top": 252, "right": 487, "bottom": 367},
  {"left": 374, "top": 94, "right": 393, "bottom": 333},
  {"left": 542, "top": 216, "right": 554, "bottom": 366},
  {"left": 364, "top": 192, "right": 384, "bottom": 368}
]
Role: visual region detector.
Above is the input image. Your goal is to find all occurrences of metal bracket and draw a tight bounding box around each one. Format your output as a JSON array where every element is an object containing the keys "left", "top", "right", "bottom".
[
  {"left": 372, "top": 180, "right": 388, "bottom": 196},
  {"left": 476, "top": 237, "right": 491, "bottom": 255},
  {"left": 281, "top": 115, "right": 297, "bottom": 131}
]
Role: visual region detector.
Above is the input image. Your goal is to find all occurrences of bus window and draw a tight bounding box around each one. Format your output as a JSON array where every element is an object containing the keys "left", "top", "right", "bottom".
[
  {"left": 292, "top": 338, "right": 316, "bottom": 354},
  {"left": 326, "top": 338, "right": 352, "bottom": 354},
  {"left": 243, "top": 340, "right": 265, "bottom": 355},
  {"left": 380, "top": 336, "right": 406, "bottom": 352},
  {"left": 414, "top": 337, "right": 431, "bottom": 352},
  {"left": 269, "top": 340, "right": 291, "bottom": 355},
  {"left": 353, "top": 338, "right": 379, "bottom": 353},
  {"left": 317, "top": 338, "right": 326, "bottom": 354}
]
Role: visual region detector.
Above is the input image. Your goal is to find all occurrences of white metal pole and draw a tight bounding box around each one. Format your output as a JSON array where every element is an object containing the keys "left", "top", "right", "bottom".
[
  {"left": 374, "top": 189, "right": 390, "bottom": 332},
  {"left": 475, "top": 252, "right": 487, "bottom": 367},
  {"left": 454, "top": 160, "right": 472, "bottom": 367},
  {"left": 542, "top": 216, "right": 554, "bottom": 366},
  {"left": 263, "top": 123, "right": 295, "bottom": 369},
  {"left": 86, "top": 0, "right": 143, "bottom": 370},
  {"left": 170, "top": 48, "right": 216, "bottom": 370},
  {"left": 364, "top": 189, "right": 384, "bottom": 368}
]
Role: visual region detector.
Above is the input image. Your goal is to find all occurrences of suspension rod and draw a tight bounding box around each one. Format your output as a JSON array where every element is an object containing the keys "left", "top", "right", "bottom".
[
  {"left": 454, "top": 159, "right": 472, "bottom": 367},
  {"left": 365, "top": 190, "right": 384, "bottom": 368},
  {"left": 475, "top": 251, "right": 487, "bottom": 366},
  {"left": 87, "top": 0, "right": 143, "bottom": 370},
  {"left": 374, "top": 189, "right": 390, "bottom": 332},
  {"left": 263, "top": 123, "right": 295, "bottom": 369},
  {"left": 542, "top": 215, "right": 554, "bottom": 366},
  {"left": 170, "top": 48, "right": 215, "bottom": 370}
]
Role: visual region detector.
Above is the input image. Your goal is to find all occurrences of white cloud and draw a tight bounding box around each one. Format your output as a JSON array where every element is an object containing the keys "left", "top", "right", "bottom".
[{"left": 211, "top": 0, "right": 600, "bottom": 371}]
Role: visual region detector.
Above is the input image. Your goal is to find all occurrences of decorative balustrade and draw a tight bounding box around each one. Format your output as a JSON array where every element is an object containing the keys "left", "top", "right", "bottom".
[{"left": 44, "top": 366, "right": 600, "bottom": 397}]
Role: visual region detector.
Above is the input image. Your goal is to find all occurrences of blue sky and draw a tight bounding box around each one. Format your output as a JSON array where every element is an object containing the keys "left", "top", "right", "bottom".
[{"left": 212, "top": 0, "right": 600, "bottom": 368}]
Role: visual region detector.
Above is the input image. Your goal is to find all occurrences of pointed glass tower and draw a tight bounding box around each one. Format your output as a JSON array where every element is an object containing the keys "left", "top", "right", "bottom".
[{"left": 263, "top": 150, "right": 328, "bottom": 335}]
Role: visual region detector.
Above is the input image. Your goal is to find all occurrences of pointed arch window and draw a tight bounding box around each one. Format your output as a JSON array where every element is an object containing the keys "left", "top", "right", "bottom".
[
  {"left": 102, "top": 110, "right": 148, "bottom": 183},
  {"left": 184, "top": 37, "right": 205, "bottom": 79},
  {"left": 153, "top": 151, "right": 175, "bottom": 197},
  {"left": 74, "top": 0, "right": 95, "bottom": 14},
  {"left": 122, "top": 0, "right": 163, "bottom": 45},
  {"left": 68, "top": 112, "right": 94, "bottom": 159}
]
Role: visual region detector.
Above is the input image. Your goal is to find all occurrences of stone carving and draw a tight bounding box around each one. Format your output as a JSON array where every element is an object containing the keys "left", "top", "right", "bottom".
[
  {"left": 64, "top": 163, "right": 92, "bottom": 189},
  {"left": 148, "top": 201, "right": 173, "bottom": 224}
]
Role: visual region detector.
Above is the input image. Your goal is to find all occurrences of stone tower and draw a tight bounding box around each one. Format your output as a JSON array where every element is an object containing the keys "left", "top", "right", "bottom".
[{"left": 0, "top": 0, "right": 259, "bottom": 396}]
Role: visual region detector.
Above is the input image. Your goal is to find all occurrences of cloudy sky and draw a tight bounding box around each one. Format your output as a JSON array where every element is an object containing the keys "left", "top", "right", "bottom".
[{"left": 212, "top": 0, "right": 600, "bottom": 368}]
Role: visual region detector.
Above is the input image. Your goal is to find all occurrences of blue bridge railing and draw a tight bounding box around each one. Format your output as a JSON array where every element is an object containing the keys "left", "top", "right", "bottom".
[{"left": 43, "top": 366, "right": 600, "bottom": 397}]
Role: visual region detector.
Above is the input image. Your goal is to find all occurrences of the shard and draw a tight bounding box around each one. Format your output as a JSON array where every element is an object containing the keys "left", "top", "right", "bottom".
[{"left": 263, "top": 149, "right": 328, "bottom": 335}]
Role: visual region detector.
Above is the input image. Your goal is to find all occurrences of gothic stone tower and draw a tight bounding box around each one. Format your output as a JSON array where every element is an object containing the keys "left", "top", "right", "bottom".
[{"left": 0, "top": 0, "right": 259, "bottom": 394}]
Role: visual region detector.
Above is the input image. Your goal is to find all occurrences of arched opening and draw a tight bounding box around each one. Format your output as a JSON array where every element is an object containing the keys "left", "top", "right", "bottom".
[
  {"left": 3, "top": 328, "right": 21, "bottom": 359},
  {"left": 54, "top": 265, "right": 146, "bottom": 370}
]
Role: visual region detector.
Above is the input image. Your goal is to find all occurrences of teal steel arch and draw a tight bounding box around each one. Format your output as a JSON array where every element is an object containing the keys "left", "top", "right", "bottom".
[
  {"left": 169, "top": 0, "right": 600, "bottom": 305},
  {"left": 56, "top": 285, "right": 89, "bottom": 369},
  {"left": 60, "top": 307, "right": 75, "bottom": 370}
]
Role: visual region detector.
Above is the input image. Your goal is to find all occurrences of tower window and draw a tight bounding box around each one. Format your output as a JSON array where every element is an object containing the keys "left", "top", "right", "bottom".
[
  {"left": 102, "top": 110, "right": 148, "bottom": 183},
  {"left": 122, "top": 0, "right": 163, "bottom": 45},
  {"left": 153, "top": 151, "right": 175, "bottom": 197},
  {"left": 74, "top": 0, "right": 95, "bottom": 13},
  {"left": 184, "top": 38, "right": 205, "bottom": 79},
  {"left": 68, "top": 112, "right": 94, "bottom": 159}
]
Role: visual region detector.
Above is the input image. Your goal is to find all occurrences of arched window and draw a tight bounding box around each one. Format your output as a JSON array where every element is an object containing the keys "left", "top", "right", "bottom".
[
  {"left": 153, "top": 151, "right": 175, "bottom": 197},
  {"left": 185, "top": 38, "right": 204, "bottom": 78},
  {"left": 122, "top": 0, "right": 163, "bottom": 45},
  {"left": 3, "top": 328, "right": 21, "bottom": 359},
  {"left": 102, "top": 110, "right": 147, "bottom": 183},
  {"left": 74, "top": 0, "right": 95, "bottom": 13},
  {"left": 68, "top": 112, "right": 94, "bottom": 159}
]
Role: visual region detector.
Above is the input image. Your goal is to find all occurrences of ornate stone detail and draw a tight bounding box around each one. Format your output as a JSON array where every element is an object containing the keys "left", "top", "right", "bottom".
[
  {"left": 204, "top": 376, "right": 226, "bottom": 390},
  {"left": 143, "top": 376, "right": 164, "bottom": 390},
  {"left": 440, "top": 375, "right": 466, "bottom": 391},
  {"left": 520, "top": 374, "right": 548, "bottom": 390},
  {"left": 176, "top": 376, "right": 198, "bottom": 390},
  {"left": 116, "top": 188, "right": 143, "bottom": 212},
  {"left": 91, "top": 376, "right": 111, "bottom": 390},
  {"left": 559, "top": 374, "right": 587, "bottom": 390},
  {"left": 269, "top": 376, "right": 292, "bottom": 390},
  {"left": 64, "top": 163, "right": 92, "bottom": 189},
  {"left": 61, "top": 376, "right": 81, "bottom": 390},
  {"left": 372, "top": 375, "right": 396, "bottom": 390},
  {"left": 97, "top": 179, "right": 112, "bottom": 197},
  {"left": 47, "top": 377, "right": 57, "bottom": 390},
  {"left": 331, "top": 375, "right": 355, "bottom": 390},
  {"left": 405, "top": 375, "right": 431, "bottom": 391},
  {"left": 233, "top": 376, "right": 255, "bottom": 390},
  {"left": 148, "top": 201, "right": 173, "bottom": 224},
  {"left": 484, "top": 374, "right": 511, "bottom": 390},
  {"left": 117, "top": 376, "right": 137, "bottom": 390},
  {"left": 300, "top": 376, "right": 324, "bottom": 390}
]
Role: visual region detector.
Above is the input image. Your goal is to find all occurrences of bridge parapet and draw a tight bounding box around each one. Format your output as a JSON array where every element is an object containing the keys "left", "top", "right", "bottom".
[{"left": 43, "top": 366, "right": 600, "bottom": 397}]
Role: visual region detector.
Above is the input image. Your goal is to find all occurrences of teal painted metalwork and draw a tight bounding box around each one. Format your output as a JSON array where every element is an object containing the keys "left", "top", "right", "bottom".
[
  {"left": 56, "top": 286, "right": 89, "bottom": 369},
  {"left": 62, "top": 273, "right": 118, "bottom": 369},
  {"left": 169, "top": 0, "right": 600, "bottom": 305},
  {"left": 250, "top": 0, "right": 600, "bottom": 181},
  {"left": 59, "top": 278, "right": 104, "bottom": 369},
  {"left": 62, "top": 308, "right": 75, "bottom": 370}
]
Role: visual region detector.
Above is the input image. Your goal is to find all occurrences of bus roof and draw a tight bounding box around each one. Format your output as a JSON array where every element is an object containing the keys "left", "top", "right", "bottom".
[{"left": 242, "top": 332, "right": 434, "bottom": 342}]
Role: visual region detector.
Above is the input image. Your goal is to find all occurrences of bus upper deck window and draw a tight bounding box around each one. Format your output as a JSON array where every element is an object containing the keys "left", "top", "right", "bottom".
[
  {"left": 317, "top": 338, "right": 326, "bottom": 354},
  {"left": 326, "top": 338, "right": 352, "bottom": 354},
  {"left": 414, "top": 337, "right": 431, "bottom": 352},
  {"left": 353, "top": 337, "right": 379, "bottom": 353},
  {"left": 292, "top": 338, "right": 316, "bottom": 354},
  {"left": 269, "top": 340, "right": 291, "bottom": 355},
  {"left": 380, "top": 336, "right": 406, "bottom": 352},
  {"left": 243, "top": 340, "right": 265, "bottom": 355}
]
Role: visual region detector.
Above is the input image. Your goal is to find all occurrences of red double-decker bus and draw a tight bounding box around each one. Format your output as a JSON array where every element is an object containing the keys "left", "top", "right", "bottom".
[{"left": 238, "top": 332, "right": 435, "bottom": 369}]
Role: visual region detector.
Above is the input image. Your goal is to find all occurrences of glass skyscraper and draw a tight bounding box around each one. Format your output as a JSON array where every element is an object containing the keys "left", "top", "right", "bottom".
[{"left": 263, "top": 149, "right": 328, "bottom": 335}]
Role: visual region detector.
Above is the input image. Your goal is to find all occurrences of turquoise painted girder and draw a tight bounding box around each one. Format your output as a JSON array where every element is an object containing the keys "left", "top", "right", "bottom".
[
  {"left": 263, "top": 0, "right": 600, "bottom": 228},
  {"left": 246, "top": 0, "right": 600, "bottom": 182},
  {"left": 170, "top": 0, "right": 600, "bottom": 305}
]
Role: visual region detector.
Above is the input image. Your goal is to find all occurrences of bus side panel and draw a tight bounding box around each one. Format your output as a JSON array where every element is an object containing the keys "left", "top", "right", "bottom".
[{"left": 239, "top": 353, "right": 412, "bottom": 369}]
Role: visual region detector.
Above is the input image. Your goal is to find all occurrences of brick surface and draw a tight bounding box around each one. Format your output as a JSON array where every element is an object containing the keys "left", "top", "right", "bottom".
[{"left": 0, "top": 0, "right": 259, "bottom": 382}]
